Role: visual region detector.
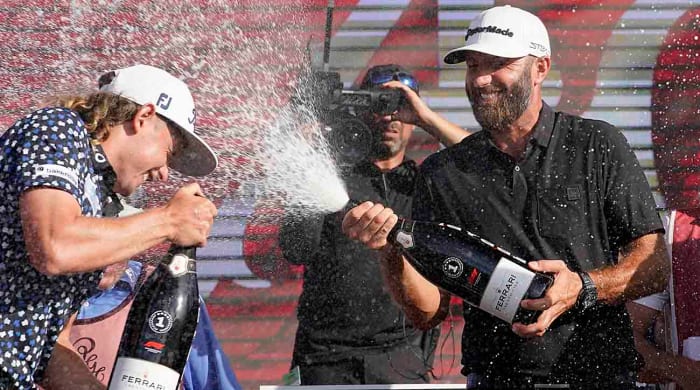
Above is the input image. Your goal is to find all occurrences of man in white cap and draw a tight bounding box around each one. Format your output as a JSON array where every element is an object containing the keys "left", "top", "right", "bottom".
[
  {"left": 342, "top": 5, "right": 669, "bottom": 388},
  {"left": 0, "top": 64, "right": 218, "bottom": 388}
]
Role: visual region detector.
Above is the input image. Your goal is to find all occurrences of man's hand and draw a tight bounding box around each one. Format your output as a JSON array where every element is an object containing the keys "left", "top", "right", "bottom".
[
  {"left": 512, "top": 260, "right": 582, "bottom": 338},
  {"left": 379, "top": 80, "right": 469, "bottom": 147},
  {"left": 380, "top": 80, "right": 427, "bottom": 126},
  {"left": 341, "top": 201, "right": 398, "bottom": 249},
  {"left": 164, "top": 182, "right": 218, "bottom": 247}
]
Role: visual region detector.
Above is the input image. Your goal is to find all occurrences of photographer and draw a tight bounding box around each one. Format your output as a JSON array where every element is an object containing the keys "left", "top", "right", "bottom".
[{"left": 279, "top": 64, "right": 468, "bottom": 385}]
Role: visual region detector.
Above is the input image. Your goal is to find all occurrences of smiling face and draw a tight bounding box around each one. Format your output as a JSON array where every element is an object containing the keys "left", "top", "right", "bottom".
[
  {"left": 103, "top": 104, "right": 185, "bottom": 196},
  {"left": 464, "top": 52, "right": 535, "bottom": 132}
]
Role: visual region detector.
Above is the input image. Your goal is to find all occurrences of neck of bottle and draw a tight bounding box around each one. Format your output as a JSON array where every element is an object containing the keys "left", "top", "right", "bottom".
[
  {"left": 163, "top": 245, "right": 198, "bottom": 275},
  {"left": 387, "top": 217, "right": 410, "bottom": 246},
  {"left": 166, "top": 246, "right": 196, "bottom": 261}
]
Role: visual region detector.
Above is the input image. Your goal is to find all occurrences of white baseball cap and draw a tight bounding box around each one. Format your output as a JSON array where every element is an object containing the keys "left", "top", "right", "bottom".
[
  {"left": 99, "top": 64, "right": 218, "bottom": 176},
  {"left": 444, "top": 5, "right": 551, "bottom": 64}
]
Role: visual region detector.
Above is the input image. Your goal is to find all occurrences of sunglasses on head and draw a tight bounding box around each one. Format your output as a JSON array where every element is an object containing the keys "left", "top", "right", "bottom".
[{"left": 368, "top": 71, "right": 419, "bottom": 93}]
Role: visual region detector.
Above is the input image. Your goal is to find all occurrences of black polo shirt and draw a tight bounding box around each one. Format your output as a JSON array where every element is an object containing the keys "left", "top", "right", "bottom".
[{"left": 413, "top": 103, "right": 663, "bottom": 384}]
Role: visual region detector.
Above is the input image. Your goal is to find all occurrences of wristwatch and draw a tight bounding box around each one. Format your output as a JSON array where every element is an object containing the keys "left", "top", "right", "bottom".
[{"left": 575, "top": 271, "right": 598, "bottom": 312}]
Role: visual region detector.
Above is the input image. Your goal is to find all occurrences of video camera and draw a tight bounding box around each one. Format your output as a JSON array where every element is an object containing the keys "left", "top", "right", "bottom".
[{"left": 295, "top": 70, "right": 404, "bottom": 164}]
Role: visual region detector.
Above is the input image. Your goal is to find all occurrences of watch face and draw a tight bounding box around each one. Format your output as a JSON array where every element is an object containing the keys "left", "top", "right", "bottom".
[
  {"left": 581, "top": 290, "right": 596, "bottom": 309},
  {"left": 577, "top": 272, "right": 597, "bottom": 310}
]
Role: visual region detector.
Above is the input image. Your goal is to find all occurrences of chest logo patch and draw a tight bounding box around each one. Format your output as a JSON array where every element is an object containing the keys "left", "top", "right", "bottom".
[{"left": 566, "top": 185, "right": 581, "bottom": 201}]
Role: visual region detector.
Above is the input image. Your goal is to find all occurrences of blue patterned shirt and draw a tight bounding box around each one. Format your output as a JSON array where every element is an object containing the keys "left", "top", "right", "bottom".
[{"left": 0, "top": 107, "right": 108, "bottom": 389}]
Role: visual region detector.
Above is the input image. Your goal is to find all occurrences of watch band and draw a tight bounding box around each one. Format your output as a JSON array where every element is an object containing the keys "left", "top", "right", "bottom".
[{"left": 575, "top": 271, "right": 598, "bottom": 312}]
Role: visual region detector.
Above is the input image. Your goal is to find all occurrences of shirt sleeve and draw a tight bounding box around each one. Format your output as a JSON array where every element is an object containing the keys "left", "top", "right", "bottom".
[
  {"left": 11, "top": 108, "right": 90, "bottom": 202},
  {"left": 412, "top": 170, "right": 436, "bottom": 222},
  {"left": 633, "top": 291, "right": 670, "bottom": 311},
  {"left": 599, "top": 123, "right": 664, "bottom": 246},
  {"left": 412, "top": 154, "right": 455, "bottom": 225}
]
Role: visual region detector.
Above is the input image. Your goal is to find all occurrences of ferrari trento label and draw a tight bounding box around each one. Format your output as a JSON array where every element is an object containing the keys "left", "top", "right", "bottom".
[
  {"left": 111, "top": 357, "right": 179, "bottom": 390},
  {"left": 479, "top": 258, "right": 535, "bottom": 323}
]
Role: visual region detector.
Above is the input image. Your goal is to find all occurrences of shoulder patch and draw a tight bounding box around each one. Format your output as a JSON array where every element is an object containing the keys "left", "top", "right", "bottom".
[{"left": 33, "top": 164, "right": 79, "bottom": 188}]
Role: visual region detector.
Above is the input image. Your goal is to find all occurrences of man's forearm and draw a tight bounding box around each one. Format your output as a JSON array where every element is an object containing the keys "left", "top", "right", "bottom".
[
  {"left": 637, "top": 337, "right": 700, "bottom": 384},
  {"left": 379, "top": 246, "right": 448, "bottom": 329},
  {"left": 416, "top": 107, "right": 470, "bottom": 147},
  {"left": 26, "top": 207, "right": 173, "bottom": 275},
  {"left": 591, "top": 233, "right": 669, "bottom": 304}
]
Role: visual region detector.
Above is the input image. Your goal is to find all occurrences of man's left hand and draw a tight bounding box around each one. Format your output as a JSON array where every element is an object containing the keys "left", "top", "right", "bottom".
[{"left": 511, "top": 260, "right": 582, "bottom": 338}]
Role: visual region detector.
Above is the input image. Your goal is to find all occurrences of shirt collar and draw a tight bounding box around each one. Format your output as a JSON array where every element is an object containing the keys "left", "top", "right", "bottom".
[
  {"left": 531, "top": 102, "right": 555, "bottom": 148},
  {"left": 475, "top": 101, "right": 555, "bottom": 151},
  {"left": 91, "top": 143, "right": 117, "bottom": 188},
  {"left": 91, "top": 143, "right": 123, "bottom": 217},
  {"left": 351, "top": 159, "right": 417, "bottom": 176}
]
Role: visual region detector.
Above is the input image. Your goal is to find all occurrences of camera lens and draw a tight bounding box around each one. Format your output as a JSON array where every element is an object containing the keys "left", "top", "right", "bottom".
[{"left": 327, "top": 113, "right": 377, "bottom": 163}]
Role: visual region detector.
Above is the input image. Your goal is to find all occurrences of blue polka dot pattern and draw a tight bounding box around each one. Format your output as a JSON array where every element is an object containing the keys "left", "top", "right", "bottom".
[{"left": 0, "top": 108, "right": 107, "bottom": 388}]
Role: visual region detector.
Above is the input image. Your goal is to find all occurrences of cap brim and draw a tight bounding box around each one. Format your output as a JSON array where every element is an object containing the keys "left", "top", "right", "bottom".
[
  {"left": 169, "top": 128, "right": 218, "bottom": 177},
  {"left": 443, "top": 44, "right": 532, "bottom": 64}
]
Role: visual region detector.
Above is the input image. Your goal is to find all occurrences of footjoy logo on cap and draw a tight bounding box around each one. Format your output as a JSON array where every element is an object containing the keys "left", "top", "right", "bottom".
[
  {"left": 156, "top": 93, "right": 172, "bottom": 110},
  {"left": 465, "top": 26, "right": 514, "bottom": 40}
]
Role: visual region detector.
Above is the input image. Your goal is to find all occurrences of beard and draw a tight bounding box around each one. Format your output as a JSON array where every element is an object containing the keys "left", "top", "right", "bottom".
[
  {"left": 369, "top": 142, "right": 392, "bottom": 159},
  {"left": 467, "top": 66, "right": 532, "bottom": 132},
  {"left": 368, "top": 121, "right": 406, "bottom": 160}
]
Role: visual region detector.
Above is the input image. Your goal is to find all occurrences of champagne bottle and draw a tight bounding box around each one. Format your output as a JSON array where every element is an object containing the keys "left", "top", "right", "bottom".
[
  {"left": 388, "top": 219, "right": 553, "bottom": 324},
  {"left": 108, "top": 246, "right": 200, "bottom": 390}
]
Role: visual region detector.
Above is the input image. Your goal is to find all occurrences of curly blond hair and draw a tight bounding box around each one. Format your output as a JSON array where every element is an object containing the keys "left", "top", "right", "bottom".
[{"left": 50, "top": 93, "right": 141, "bottom": 144}]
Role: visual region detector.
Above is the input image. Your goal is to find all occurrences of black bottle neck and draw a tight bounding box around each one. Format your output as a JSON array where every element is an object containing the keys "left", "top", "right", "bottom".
[
  {"left": 162, "top": 246, "right": 197, "bottom": 274},
  {"left": 166, "top": 246, "right": 196, "bottom": 260},
  {"left": 387, "top": 217, "right": 411, "bottom": 246}
]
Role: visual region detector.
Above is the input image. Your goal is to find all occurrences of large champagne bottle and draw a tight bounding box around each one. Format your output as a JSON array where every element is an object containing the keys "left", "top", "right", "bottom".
[
  {"left": 108, "top": 246, "right": 200, "bottom": 390},
  {"left": 388, "top": 219, "right": 553, "bottom": 324}
]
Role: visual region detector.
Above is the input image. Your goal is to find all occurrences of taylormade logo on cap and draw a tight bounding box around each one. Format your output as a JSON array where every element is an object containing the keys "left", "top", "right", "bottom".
[
  {"left": 465, "top": 26, "right": 514, "bottom": 40},
  {"left": 444, "top": 5, "right": 551, "bottom": 64},
  {"left": 99, "top": 64, "right": 218, "bottom": 176}
]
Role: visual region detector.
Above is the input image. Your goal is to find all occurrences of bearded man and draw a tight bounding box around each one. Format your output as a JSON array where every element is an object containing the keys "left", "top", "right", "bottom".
[{"left": 341, "top": 6, "right": 669, "bottom": 389}]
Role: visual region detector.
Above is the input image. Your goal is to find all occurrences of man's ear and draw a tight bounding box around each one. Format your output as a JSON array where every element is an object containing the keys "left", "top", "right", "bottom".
[
  {"left": 533, "top": 56, "right": 551, "bottom": 85},
  {"left": 130, "top": 103, "right": 158, "bottom": 134}
]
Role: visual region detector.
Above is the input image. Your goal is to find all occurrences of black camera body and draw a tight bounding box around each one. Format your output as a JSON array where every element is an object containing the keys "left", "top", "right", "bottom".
[
  {"left": 296, "top": 71, "right": 404, "bottom": 164},
  {"left": 318, "top": 72, "right": 403, "bottom": 115}
]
